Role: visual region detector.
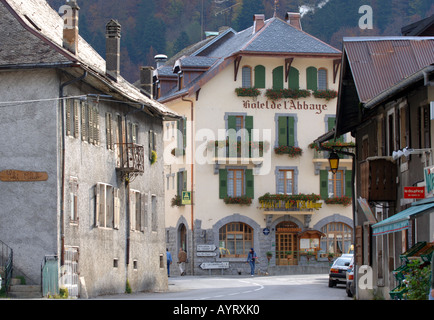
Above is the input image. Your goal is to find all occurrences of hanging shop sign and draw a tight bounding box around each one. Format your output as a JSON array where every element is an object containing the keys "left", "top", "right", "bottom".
[
  {"left": 182, "top": 191, "right": 192, "bottom": 205},
  {"left": 242, "top": 99, "right": 328, "bottom": 115},
  {"left": 0, "top": 170, "right": 48, "bottom": 182},
  {"left": 404, "top": 187, "right": 426, "bottom": 199}
]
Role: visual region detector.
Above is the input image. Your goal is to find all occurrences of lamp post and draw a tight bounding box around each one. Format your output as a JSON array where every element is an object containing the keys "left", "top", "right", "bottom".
[{"left": 329, "top": 151, "right": 340, "bottom": 174}]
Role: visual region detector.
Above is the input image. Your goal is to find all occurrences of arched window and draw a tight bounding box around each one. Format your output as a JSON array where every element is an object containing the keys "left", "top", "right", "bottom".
[
  {"left": 288, "top": 67, "right": 299, "bottom": 90},
  {"left": 306, "top": 66, "right": 318, "bottom": 91},
  {"left": 219, "top": 222, "right": 253, "bottom": 257},
  {"left": 318, "top": 68, "right": 328, "bottom": 90},
  {"left": 320, "top": 222, "right": 353, "bottom": 256},
  {"left": 242, "top": 66, "right": 252, "bottom": 88},
  {"left": 254, "top": 65, "right": 266, "bottom": 88},
  {"left": 272, "top": 66, "right": 284, "bottom": 90}
]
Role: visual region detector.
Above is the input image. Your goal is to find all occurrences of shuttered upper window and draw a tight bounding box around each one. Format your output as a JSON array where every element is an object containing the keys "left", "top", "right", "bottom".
[
  {"left": 288, "top": 67, "right": 300, "bottom": 90},
  {"left": 320, "top": 170, "right": 352, "bottom": 200},
  {"left": 254, "top": 65, "right": 266, "bottom": 89},
  {"left": 318, "top": 68, "right": 328, "bottom": 90},
  {"left": 306, "top": 66, "right": 318, "bottom": 91},
  {"left": 277, "top": 115, "right": 296, "bottom": 147},
  {"left": 273, "top": 66, "right": 284, "bottom": 90},
  {"left": 219, "top": 169, "right": 254, "bottom": 199}
]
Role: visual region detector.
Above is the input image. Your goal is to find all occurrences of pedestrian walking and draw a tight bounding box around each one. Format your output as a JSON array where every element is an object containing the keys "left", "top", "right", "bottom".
[
  {"left": 178, "top": 247, "right": 187, "bottom": 276},
  {"left": 430, "top": 252, "right": 434, "bottom": 300},
  {"left": 247, "top": 248, "right": 258, "bottom": 276},
  {"left": 166, "top": 248, "right": 172, "bottom": 277}
]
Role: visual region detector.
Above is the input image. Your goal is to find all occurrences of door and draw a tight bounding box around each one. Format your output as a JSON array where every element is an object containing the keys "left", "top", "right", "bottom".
[{"left": 275, "top": 222, "right": 300, "bottom": 266}]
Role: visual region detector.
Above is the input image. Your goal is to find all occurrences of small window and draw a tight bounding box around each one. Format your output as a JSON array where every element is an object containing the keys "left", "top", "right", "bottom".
[
  {"left": 113, "top": 259, "right": 119, "bottom": 268},
  {"left": 277, "top": 170, "right": 294, "bottom": 195},
  {"left": 133, "top": 260, "right": 138, "bottom": 270},
  {"left": 318, "top": 68, "right": 328, "bottom": 90},
  {"left": 242, "top": 66, "right": 252, "bottom": 88}
]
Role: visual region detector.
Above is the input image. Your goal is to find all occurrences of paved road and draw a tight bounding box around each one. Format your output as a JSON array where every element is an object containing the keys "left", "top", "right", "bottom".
[{"left": 94, "top": 273, "right": 352, "bottom": 300}]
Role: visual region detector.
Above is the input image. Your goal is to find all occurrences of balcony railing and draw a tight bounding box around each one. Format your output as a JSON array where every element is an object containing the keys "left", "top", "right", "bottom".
[{"left": 116, "top": 143, "right": 145, "bottom": 174}]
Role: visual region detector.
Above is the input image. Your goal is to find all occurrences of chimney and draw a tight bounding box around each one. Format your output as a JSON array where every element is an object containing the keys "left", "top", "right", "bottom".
[
  {"left": 140, "top": 66, "right": 154, "bottom": 98},
  {"left": 253, "top": 14, "right": 265, "bottom": 33},
  {"left": 62, "top": 0, "right": 80, "bottom": 55},
  {"left": 154, "top": 54, "right": 168, "bottom": 69},
  {"left": 285, "top": 12, "right": 302, "bottom": 30},
  {"left": 106, "top": 19, "right": 121, "bottom": 81}
]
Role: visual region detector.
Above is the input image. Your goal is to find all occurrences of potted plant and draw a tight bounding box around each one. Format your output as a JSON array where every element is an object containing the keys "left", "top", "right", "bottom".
[{"left": 266, "top": 251, "right": 273, "bottom": 264}]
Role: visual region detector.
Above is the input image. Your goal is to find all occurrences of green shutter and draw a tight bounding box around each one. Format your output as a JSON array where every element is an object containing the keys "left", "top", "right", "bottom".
[
  {"left": 278, "top": 117, "right": 288, "bottom": 147},
  {"left": 307, "top": 67, "right": 318, "bottom": 91},
  {"left": 273, "top": 66, "right": 284, "bottom": 90},
  {"left": 219, "top": 169, "right": 228, "bottom": 199},
  {"left": 320, "top": 170, "right": 329, "bottom": 200},
  {"left": 328, "top": 116, "right": 344, "bottom": 142},
  {"left": 245, "top": 169, "right": 254, "bottom": 199},
  {"left": 228, "top": 116, "right": 237, "bottom": 131},
  {"left": 288, "top": 117, "right": 295, "bottom": 147},
  {"left": 345, "top": 170, "right": 352, "bottom": 197},
  {"left": 245, "top": 116, "right": 254, "bottom": 157},
  {"left": 255, "top": 65, "right": 266, "bottom": 89},
  {"left": 288, "top": 67, "right": 300, "bottom": 90}
]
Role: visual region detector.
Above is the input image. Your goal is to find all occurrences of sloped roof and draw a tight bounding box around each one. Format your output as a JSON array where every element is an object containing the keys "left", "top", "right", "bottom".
[
  {"left": 0, "top": 0, "right": 178, "bottom": 119},
  {"left": 343, "top": 37, "right": 434, "bottom": 103},
  {"left": 157, "top": 16, "right": 341, "bottom": 103}
]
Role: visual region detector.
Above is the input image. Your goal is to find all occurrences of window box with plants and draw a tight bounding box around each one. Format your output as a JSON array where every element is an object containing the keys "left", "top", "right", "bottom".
[
  {"left": 313, "top": 89, "right": 338, "bottom": 101},
  {"left": 208, "top": 140, "right": 270, "bottom": 158},
  {"left": 235, "top": 87, "right": 261, "bottom": 97},
  {"left": 223, "top": 195, "right": 252, "bottom": 206},
  {"left": 259, "top": 193, "right": 322, "bottom": 211},
  {"left": 265, "top": 88, "right": 311, "bottom": 101},
  {"left": 274, "top": 145, "right": 303, "bottom": 158},
  {"left": 324, "top": 196, "right": 352, "bottom": 207}
]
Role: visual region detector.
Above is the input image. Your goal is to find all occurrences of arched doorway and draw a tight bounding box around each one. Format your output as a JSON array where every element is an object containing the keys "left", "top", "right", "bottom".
[
  {"left": 275, "top": 221, "right": 301, "bottom": 265},
  {"left": 178, "top": 224, "right": 187, "bottom": 251}
]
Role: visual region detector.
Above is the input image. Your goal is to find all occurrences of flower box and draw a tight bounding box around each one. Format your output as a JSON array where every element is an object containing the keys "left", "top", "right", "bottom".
[
  {"left": 235, "top": 87, "right": 261, "bottom": 97},
  {"left": 324, "top": 196, "right": 352, "bottom": 207},
  {"left": 313, "top": 89, "right": 338, "bottom": 101},
  {"left": 223, "top": 196, "right": 252, "bottom": 205},
  {"left": 274, "top": 146, "right": 303, "bottom": 158},
  {"left": 265, "top": 88, "right": 311, "bottom": 100}
]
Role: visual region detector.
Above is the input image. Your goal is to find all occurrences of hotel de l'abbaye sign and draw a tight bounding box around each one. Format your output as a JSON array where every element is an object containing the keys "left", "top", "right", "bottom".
[{"left": 242, "top": 99, "right": 329, "bottom": 115}]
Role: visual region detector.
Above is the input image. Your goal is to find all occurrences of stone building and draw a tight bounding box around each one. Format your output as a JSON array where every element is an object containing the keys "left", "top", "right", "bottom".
[{"left": 0, "top": 0, "right": 178, "bottom": 298}]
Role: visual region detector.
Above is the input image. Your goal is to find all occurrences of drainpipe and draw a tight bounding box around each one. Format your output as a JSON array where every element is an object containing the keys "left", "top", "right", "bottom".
[
  {"left": 124, "top": 104, "right": 145, "bottom": 270},
  {"left": 59, "top": 71, "right": 88, "bottom": 266},
  {"left": 182, "top": 96, "right": 195, "bottom": 275}
]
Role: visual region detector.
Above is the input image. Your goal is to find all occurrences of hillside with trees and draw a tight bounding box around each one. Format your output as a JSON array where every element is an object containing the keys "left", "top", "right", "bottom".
[{"left": 47, "top": 0, "right": 434, "bottom": 82}]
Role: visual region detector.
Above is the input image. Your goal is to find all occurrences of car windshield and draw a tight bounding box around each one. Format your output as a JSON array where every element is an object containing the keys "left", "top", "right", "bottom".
[{"left": 334, "top": 258, "right": 351, "bottom": 267}]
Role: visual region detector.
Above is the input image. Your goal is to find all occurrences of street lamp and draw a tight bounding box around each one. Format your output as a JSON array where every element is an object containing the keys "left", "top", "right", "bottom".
[{"left": 328, "top": 151, "right": 340, "bottom": 174}]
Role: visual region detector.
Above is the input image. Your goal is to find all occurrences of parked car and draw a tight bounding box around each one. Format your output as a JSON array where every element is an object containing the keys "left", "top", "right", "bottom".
[
  {"left": 329, "top": 254, "right": 353, "bottom": 288},
  {"left": 346, "top": 256, "right": 355, "bottom": 297}
]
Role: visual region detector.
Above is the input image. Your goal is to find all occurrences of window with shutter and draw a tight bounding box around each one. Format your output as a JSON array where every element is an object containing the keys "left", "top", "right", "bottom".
[
  {"left": 273, "top": 66, "right": 284, "bottom": 90},
  {"left": 114, "top": 188, "right": 120, "bottom": 229},
  {"left": 327, "top": 116, "right": 344, "bottom": 143},
  {"left": 320, "top": 170, "right": 352, "bottom": 199},
  {"left": 306, "top": 66, "right": 318, "bottom": 91},
  {"left": 95, "top": 183, "right": 115, "bottom": 229},
  {"left": 288, "top": 67, "right": 300, "bottom": 90},
  {"left": 69, "top": 177, "right": 79, "bottom": 222},
  {"left": 254, "top": 65, "right": 265, "bottom": 89},
  {"left": 66, "top": 99, "right": 72, "bottom": 137},
  {"left": 151, "top": 195, "right": 157, "bottom": 231},
  {"left": 278, "top": 116, "right": 296, "bottom": 147}
]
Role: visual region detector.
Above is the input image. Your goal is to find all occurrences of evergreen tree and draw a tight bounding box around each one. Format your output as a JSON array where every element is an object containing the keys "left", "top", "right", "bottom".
[{"left": 234, "top": 0, "right": 265, "bottom": 31}]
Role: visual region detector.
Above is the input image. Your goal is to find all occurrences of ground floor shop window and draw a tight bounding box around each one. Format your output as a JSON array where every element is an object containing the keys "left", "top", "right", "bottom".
[
  {"left": 219, "top": 222, "right": 253, "bottom": 258},
  {"left": 320, "top": 222, "right": 353, "bottom": 256}
]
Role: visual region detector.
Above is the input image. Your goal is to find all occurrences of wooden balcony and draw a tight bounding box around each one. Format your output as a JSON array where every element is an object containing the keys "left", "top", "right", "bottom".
[
  {"left": 360, "top": 158, "right": 397, "bottom": 201},
  {"left": 116, "top": 143, "right": 145, "bottom": 174}
]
